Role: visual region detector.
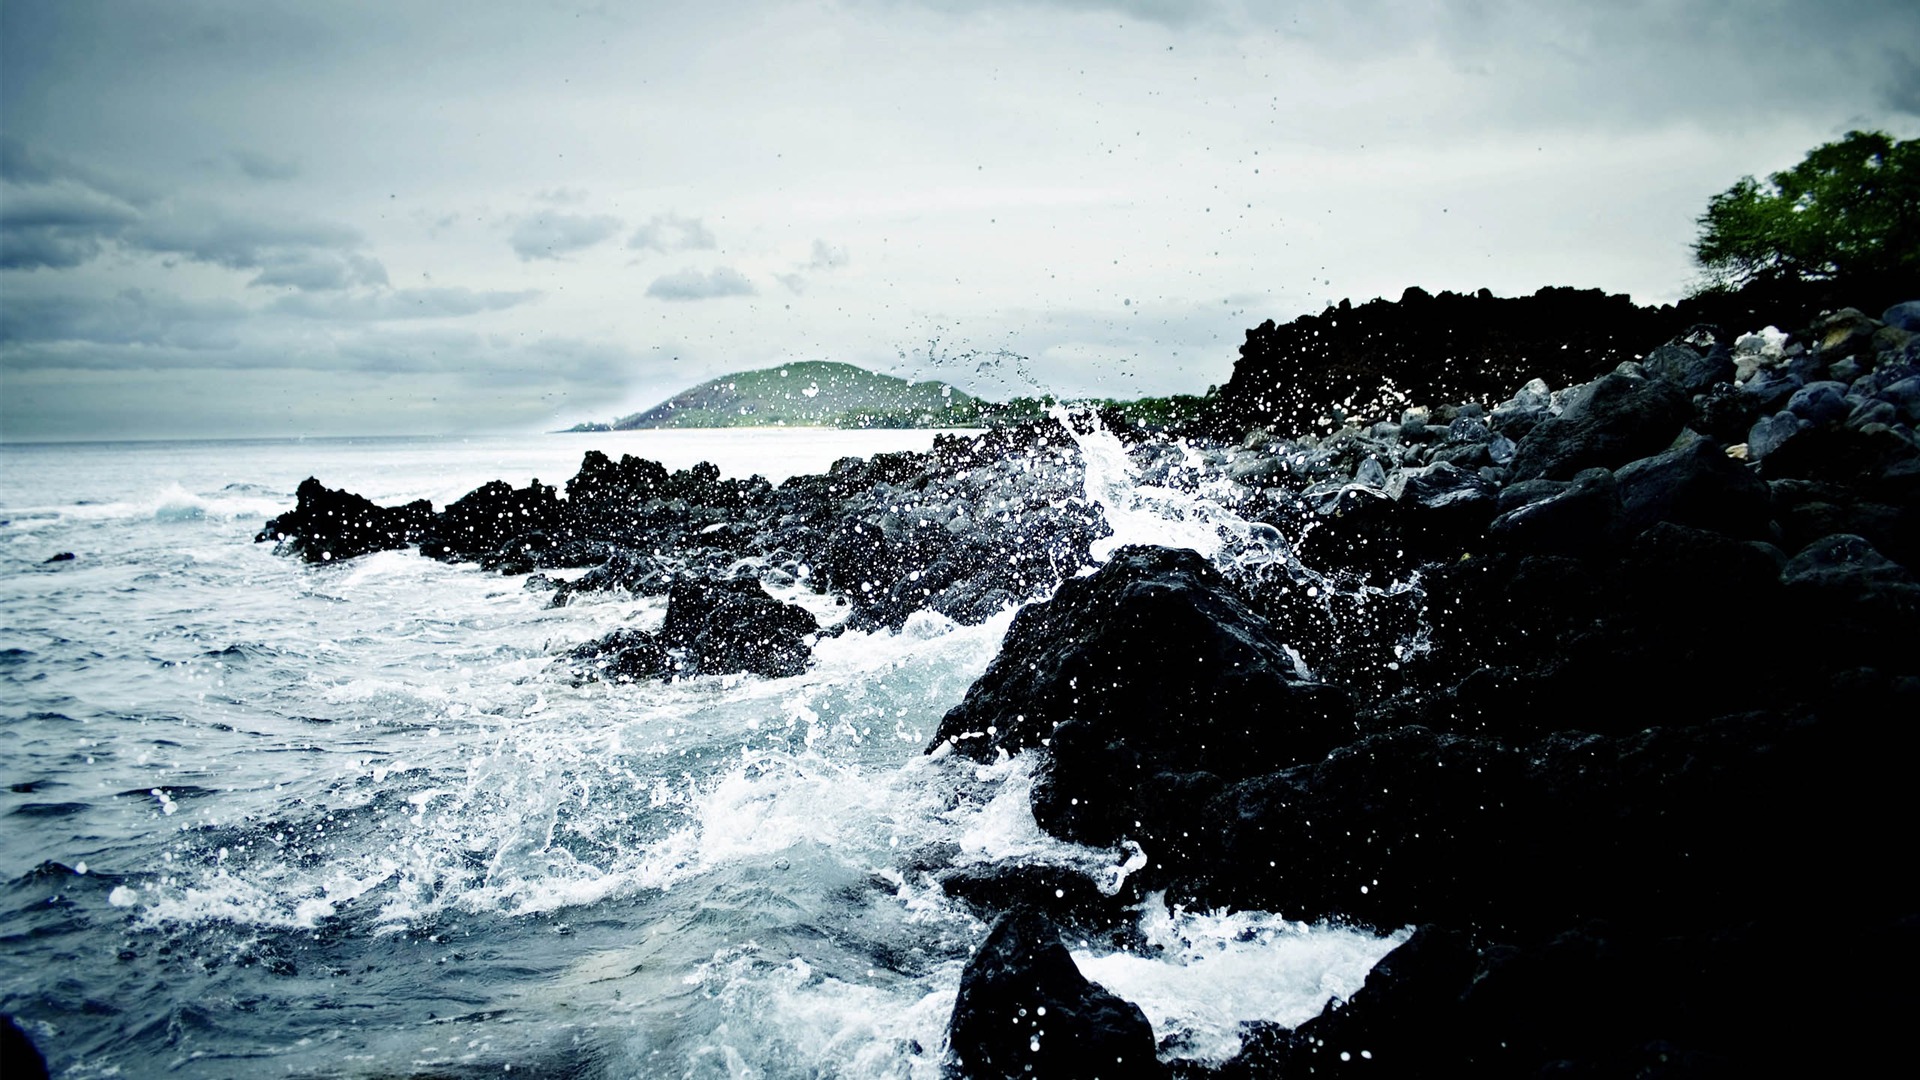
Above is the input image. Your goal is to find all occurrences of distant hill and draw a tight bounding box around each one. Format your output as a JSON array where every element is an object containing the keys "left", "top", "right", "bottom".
[{"left": 573, "top": 361, "right": 982, "bottom": 430}]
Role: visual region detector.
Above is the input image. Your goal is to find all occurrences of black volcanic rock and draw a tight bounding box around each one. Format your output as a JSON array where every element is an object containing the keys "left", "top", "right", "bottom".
[
  {"left": 561, "top": 577, "right": 819, "bottom": 682},
  {"left": 659, "top": 576, "right": 819, "bottom": 678},
  {"left": 929, "top": 546, "right": 1352, "bottom": 852},
  {"left": 418, "top": 478, "right": 563, "bottom": 562},
  {"left": 1213, "top": 286, "right": 1668, "bottom": 440},
  {"left": 1, "top": 1015, "right": 49, "bottom": 1080},
  {"left": 255, "top": 477, "right": 432, "bottom": 563},
  {"left": 1505, "top": 373, "right": 1690, "bottom": 482},
  {"left": 937, "top": 864, "right": 1132, "bottom": 938},
  {"left": 563, "top": 628, "right": 671, "bottom": 682},
  {"left": 1642, "top": 341, "right": 1733, "bottom": 396},
  {"left": 1487, "top": 467, "right": 1621, "bottom": 555},
  {"left": 1611, "top": 438, "right": 1772, "bottom": 541},
  {"left": 947, "top": 909, "right": 1160, "bottom": 1080},
  {"left": 1221, "top": 916, "right": 1919, "bottom": 1079}
]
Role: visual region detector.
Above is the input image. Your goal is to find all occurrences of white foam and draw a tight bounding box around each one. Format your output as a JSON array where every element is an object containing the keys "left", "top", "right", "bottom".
[
  {"left": 1056, "top": 409, "right": 1315, "bottom": 576},
  {"left": 682, "top": 944, "right": 957, "bottom": 1080},
  {"left": 1074, "top": 900, "right": 1409, "bottom": 1065}
]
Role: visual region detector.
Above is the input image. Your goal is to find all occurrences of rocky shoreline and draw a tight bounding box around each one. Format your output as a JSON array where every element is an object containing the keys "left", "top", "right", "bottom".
[{"left": 252, "top": 290, "right": 1920, "bottom": 1076}]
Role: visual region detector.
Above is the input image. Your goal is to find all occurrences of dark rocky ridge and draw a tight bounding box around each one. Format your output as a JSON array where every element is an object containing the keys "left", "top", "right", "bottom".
[
  {"left": 938, "top": 296, "right": 1920, "bottom": 1077},
  {"left": 257, "top": 421, "right": 1105, "bottom": 682},
  {"left": 1207, "top": 276, "right": 1917, "bottom": 443}
]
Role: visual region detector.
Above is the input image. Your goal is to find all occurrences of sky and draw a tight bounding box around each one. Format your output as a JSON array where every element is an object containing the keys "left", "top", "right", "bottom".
[{"left": 2, "top": 0, "right": 1916, "bottom": 440}]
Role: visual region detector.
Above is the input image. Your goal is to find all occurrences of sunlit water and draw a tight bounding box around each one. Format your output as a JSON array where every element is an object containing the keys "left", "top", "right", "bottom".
[{"left": 0, "top": 430, "right": 1401, "bottom": 1078}]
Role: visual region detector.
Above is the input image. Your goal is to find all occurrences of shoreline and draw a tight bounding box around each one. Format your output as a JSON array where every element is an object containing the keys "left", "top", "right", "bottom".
[{"left": 234, "top": 291, "right": 1920, "bottom": 1075}]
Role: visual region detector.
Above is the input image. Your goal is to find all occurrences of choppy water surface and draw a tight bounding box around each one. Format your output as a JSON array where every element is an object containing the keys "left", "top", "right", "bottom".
[{"left": 0, "top": 431, "right": 1400, "bottom": 1078}]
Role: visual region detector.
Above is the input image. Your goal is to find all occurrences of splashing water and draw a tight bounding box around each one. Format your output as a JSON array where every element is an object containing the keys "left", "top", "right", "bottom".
[{"left": 0, "top": 432, "right": 1408, "bottom": 1078}]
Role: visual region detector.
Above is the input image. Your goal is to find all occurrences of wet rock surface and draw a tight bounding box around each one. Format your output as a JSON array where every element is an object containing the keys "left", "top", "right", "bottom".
[
  {"left": 930, "top": 545, "right": 1353, "bottom": 854},
  {"left": 948, "top": 909, "right": 1161, "bottom": 1080},
  {"left": 256, "top": 477, "right": 432, "bottom": 563},
  {"left": 928, "top": 293, "right": 1920, "bottom": 1076}
]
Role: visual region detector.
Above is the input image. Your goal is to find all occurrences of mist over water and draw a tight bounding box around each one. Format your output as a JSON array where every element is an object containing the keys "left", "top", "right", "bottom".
[{"left": 0, "top": 430, "right": 1401, "bottom": 1078}]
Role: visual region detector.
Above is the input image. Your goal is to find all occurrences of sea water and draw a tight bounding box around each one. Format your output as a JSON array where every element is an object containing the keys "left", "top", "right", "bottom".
[{"left": 0, "top": 430, "right": 1402, "bottom": 1078}]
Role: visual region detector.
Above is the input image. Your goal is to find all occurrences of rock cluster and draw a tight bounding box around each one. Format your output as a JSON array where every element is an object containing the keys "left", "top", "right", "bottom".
[
  {"left": 937, "top": 299, "right": 1920, "bottom": 1077},
  {"left": 256, "top": 421, "right": 1103, "bottom": 679}
]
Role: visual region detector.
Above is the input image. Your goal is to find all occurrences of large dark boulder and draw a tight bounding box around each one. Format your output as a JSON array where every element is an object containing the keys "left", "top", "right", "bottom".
[
  {"left": 929, "top": 546, "right": 1352, "bottom": 852},
  {"left": 1486, "top": 467, "right": 1621, "bottom": 555},
  {"left": 937, "top": 864, "right": 1132, "bottom": 939},
  {"left": 1294, "top": 463, "right": 1500, "bottom": 578},
  {"left": 560, "top": 577, "right": 819, "bottom": 682},
  {"left": 1611, "top": 439, "right": 1772, "bottom": 541},
  {"left": 1221, "top": 926, "right": 1483, "bottom": 1078},
  {"left": 1197, "top": 726, "right": 1528, "bottom": 932},
  {"left": 660, "top": 577, "right": 818, "bottom": 678},
  {"left": 254, "top": 477, "right": 432, "bottom": 563},
  {"left": 1506, "top": 373, "right": 1691, "bottom": 482},
  {"left": 1222, "top": 916, "right": 1918, "bottom": 1079},
  {"left": 947, "top": 909, "right": 1160, "bottom": 1080},
  {"left": 1642, "top": 341, "right": 1734, "bottom": 396}
]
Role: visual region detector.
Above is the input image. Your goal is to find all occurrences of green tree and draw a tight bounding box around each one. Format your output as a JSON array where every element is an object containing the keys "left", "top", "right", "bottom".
[{"left": 1693, "top": 130, "right": 1920, "bottom": 290}]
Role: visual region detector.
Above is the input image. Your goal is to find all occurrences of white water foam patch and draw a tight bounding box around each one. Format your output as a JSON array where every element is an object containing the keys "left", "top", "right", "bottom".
[
  {"left": 939, "top": 754, "right": 1118, "bottom": 879},
  {"left": 125, "top": 602, "right": 1024, "bottom": 931},
  {"left": 681, "top": 945, "right": 959, "bottom": 1080},
  {"left": 1056, "top": 407, "right": 1307, "bottom": 578},
  {"left": 1074, "top": 900, "right": 1410, "bottom": 1066},
  {"left": 2, "top": 481, "right": 282, "bottom": 531},
  {"left": 116, "top": 861, "right": 403, "bottom": 931},
  {"left": 1063, "top": 409, "right": 1243, "bottom": 563},
  {"left": 628, "top": 748, "right": 946, "bottom": 894},
  {"left": 1054, "top": 409, "right": 1434, "bottom": 678}
]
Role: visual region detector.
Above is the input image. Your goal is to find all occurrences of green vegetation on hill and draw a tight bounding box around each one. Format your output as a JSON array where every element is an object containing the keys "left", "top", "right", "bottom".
[
  {"left": 583, "top": 361, "right": 981, "bottom": 430},
  {"left": 563, "top": 360, "right": 1220, "bottom": 435}
]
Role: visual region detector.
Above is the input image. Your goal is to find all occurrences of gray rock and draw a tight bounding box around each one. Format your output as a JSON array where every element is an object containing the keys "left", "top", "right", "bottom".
[
  {"left": 1644, "top": 343, "right": 1734, "bottom": 396},
  {"left": 1613, "top": 440, "right": 1772, "bottom": 541},
  {"left": 1356, "top": 456, "right": 1389, "bottom": 489},
  {"left": 1785, "top": 381, "right": 1851, "bottom": 426},
  {"left": 1489, "top": 433, "right": 1517, "bottom": 465},
  {"left": 1487, "top": 467, "right": 1621, "bottom": 555},
  {"left": 1739, "top": 370, "right": 1805, "bottom": 413},
  {"left": 1827, "top": 356, "right": 1869, "bottom": 385},
  {"left": 1880, "top": 301, "right": 1920, "bottom": 332},
  {"left": 1448, "top": 415, "right": 1492, "bottom": 442},
  {"left": 1809, "top": 307, "right": 1881, "bottom": 360},
  {"left": 1782, "top": 533, "right": 1914, "bottom": 589},
  {"left": 1747, "top": 411, "right": 1810, "bottom": 460},
  {"left": 1507, "top": 374, "right": 1690, "bottom": 482},
  {"left": 1848, "top": 399, "right": 1899, "bottom": 431},
  {"left": 1881, "top": 376, "right": 1920, "bottom": 425},
  {"left": 1227, "top": 452, "right": 1287, "bottom": 484},
  {"left": 1391, "top": 460, "right": 1497, "bottom": 510}
]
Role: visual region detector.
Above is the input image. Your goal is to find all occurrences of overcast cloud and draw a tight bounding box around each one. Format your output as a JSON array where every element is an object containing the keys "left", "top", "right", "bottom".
[{"left": 2, "top": 0, "right": 1915, "bottom": 439}]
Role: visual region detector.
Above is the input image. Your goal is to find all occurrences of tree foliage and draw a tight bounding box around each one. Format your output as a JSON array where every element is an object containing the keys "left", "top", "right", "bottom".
[{"left": 1693, "top": 130, "right": 1920, "bottom": 290}]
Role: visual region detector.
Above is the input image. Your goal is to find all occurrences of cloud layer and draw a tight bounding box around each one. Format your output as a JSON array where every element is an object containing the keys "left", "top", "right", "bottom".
[{"left": 2, "top": 0, "right": 1915, "bottom": 438}]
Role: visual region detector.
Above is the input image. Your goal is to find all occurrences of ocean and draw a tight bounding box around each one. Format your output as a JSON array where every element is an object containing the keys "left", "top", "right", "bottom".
[{"left": 0, "top": 429, "right": 1401, "bottom": 1078}]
